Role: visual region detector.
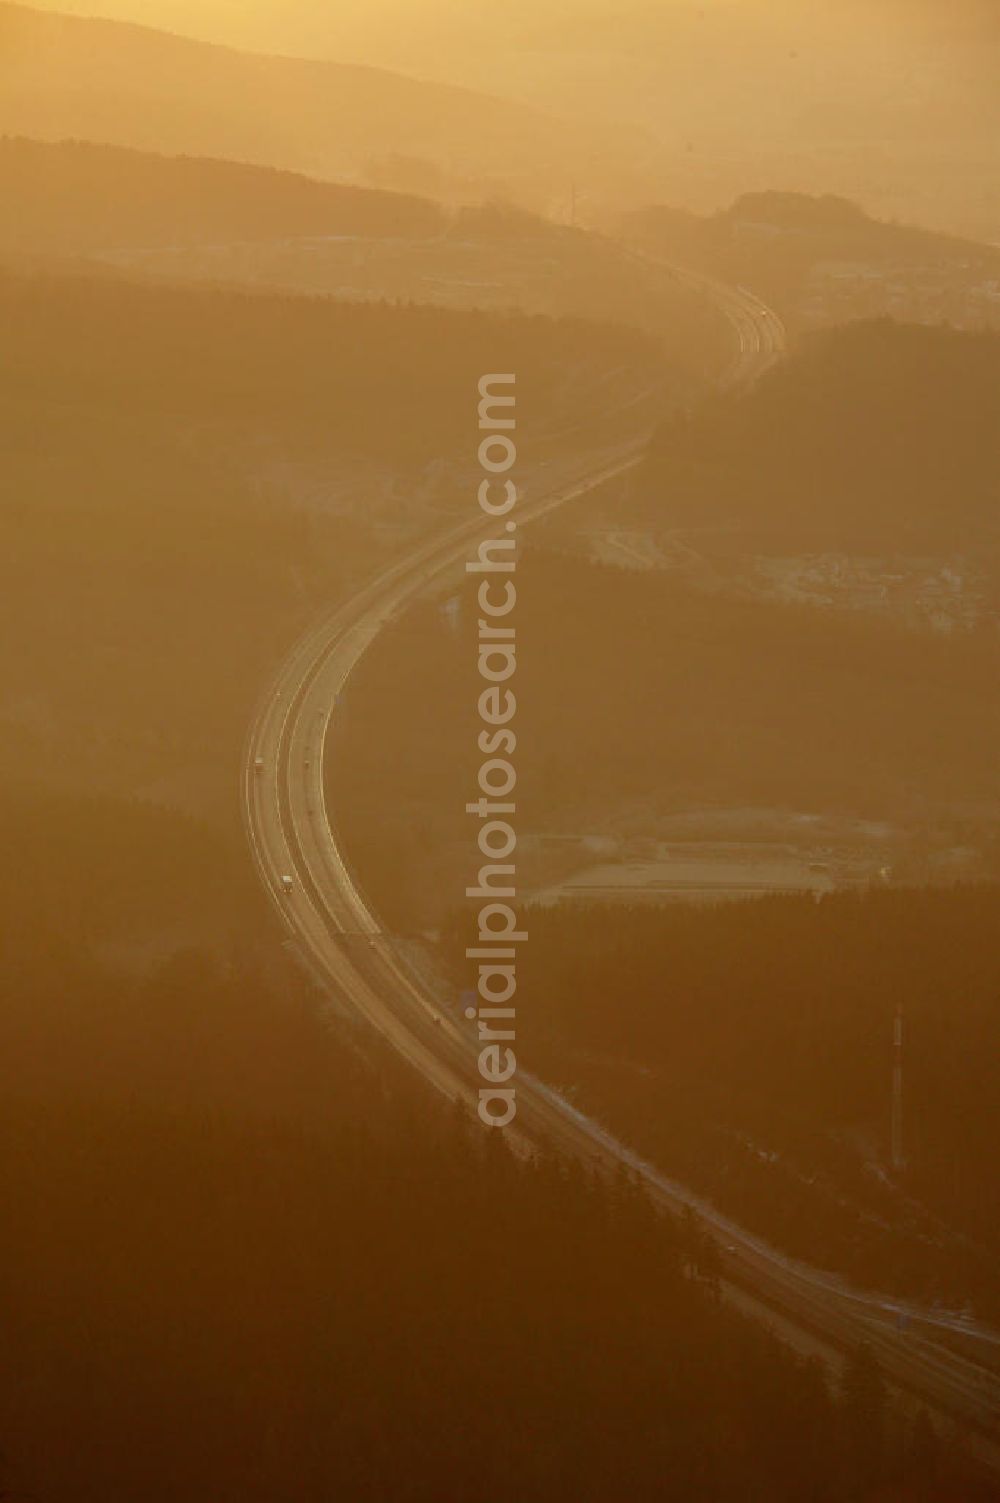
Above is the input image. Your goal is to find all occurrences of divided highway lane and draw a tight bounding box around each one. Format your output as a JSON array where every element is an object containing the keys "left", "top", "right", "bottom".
[
  {"left": 244, "top": 440, "right": 654, "bottom": 1141},
  {"left": 243, "top": 274, "right": 1000, "bottom": 1454}
]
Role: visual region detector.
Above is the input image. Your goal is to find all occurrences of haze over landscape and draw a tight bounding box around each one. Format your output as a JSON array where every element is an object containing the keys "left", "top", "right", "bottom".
[
  {"left": 2, "top": 3, "right": 1000, "bottom": 1499},
  {"left": 7, "top": 0, "right": 1000, "bottom": 233}
]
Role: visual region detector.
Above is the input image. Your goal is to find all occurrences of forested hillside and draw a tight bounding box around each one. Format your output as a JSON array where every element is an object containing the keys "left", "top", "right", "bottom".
[
  {"left": 330, "top": 548, "right": 1000, "bottom": 931},
  {"left": 623, "top": 192, "right": 1000, "bottom": 318},
  {"left": 0, "top": 136, "right": 446, "bottom": 254},
  {"left": 1, "top": 837, "right": 992, "bottom": 1501},
  {"left": 329, "top": 543, "right": 1000, "bottom": 1308},
  {"left": 441, "top": 886, "right": 1000, "bottom": 1318},
  {"left": 0, "top": 269, "right": 654, "bottom": 814},
  {"left": 643, "top": 320, "right": 1000, "bottom": 544},
  {"left": 3, "top": 269, "right": 644, "bottom": 457}
]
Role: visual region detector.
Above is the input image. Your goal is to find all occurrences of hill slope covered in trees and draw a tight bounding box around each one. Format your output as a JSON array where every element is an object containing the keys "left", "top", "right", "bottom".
[{"left": 0, "top": 136, "right": 446, "bottom": 255}]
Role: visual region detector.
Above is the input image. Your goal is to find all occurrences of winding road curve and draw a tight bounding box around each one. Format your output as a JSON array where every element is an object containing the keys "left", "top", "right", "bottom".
[{"left": 243, "top": 264, "right": 1000, "bottom": 1456}]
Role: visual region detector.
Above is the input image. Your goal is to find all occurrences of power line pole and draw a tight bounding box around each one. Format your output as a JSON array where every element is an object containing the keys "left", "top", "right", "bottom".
[{"left": 891, "top": 1003, "right": 905, "bottom": 1172}]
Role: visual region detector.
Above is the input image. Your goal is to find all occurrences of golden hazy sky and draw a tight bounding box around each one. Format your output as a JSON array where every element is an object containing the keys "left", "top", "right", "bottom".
[
  {"left": 18, "top": 1, "right": 999, "bottom": 60},
  {"left": 12, "top": 0, "right": 998, "bottom": 241}
]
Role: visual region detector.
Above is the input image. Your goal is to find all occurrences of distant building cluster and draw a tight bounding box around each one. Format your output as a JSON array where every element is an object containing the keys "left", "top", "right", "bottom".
[
  {"left": 801, "top": 259, "right": 1000, "bottom": 334},
  {"left": 526, "top": 838, "right": 890, "bottom": 909},
  {"left": 746, "top": 553, "right": 990, "bottom": 633}
]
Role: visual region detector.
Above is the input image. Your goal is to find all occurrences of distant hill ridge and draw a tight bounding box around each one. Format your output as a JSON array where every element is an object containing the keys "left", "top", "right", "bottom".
[
  {"left": 0, "top": 2, "right": 651, "bottom": 206},
  {"left": 0, "top": 137, "right": 447, "bottom": 254}
]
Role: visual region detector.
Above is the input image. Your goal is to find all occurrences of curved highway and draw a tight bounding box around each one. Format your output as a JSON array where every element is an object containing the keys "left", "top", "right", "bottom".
[{"left": 243, "top": 268, "right": 1000, "bottom": 1456}]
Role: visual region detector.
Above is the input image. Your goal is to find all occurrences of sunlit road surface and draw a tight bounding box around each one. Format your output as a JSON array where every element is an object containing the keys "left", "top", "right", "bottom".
[{"left": 243, "top": 272, "right": 1000, "bottom": 1458}]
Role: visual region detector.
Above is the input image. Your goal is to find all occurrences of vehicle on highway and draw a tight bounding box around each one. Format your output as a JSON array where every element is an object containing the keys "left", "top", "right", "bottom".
[
  {"left": 235, "top": 283, "right": 1000, "bottom": 1442},
  {"left": 254, "top": 756, "right": 264, "bottom": 773},
  {"left": 280, "top": 875, "right": 294, "bottom": 895}
]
